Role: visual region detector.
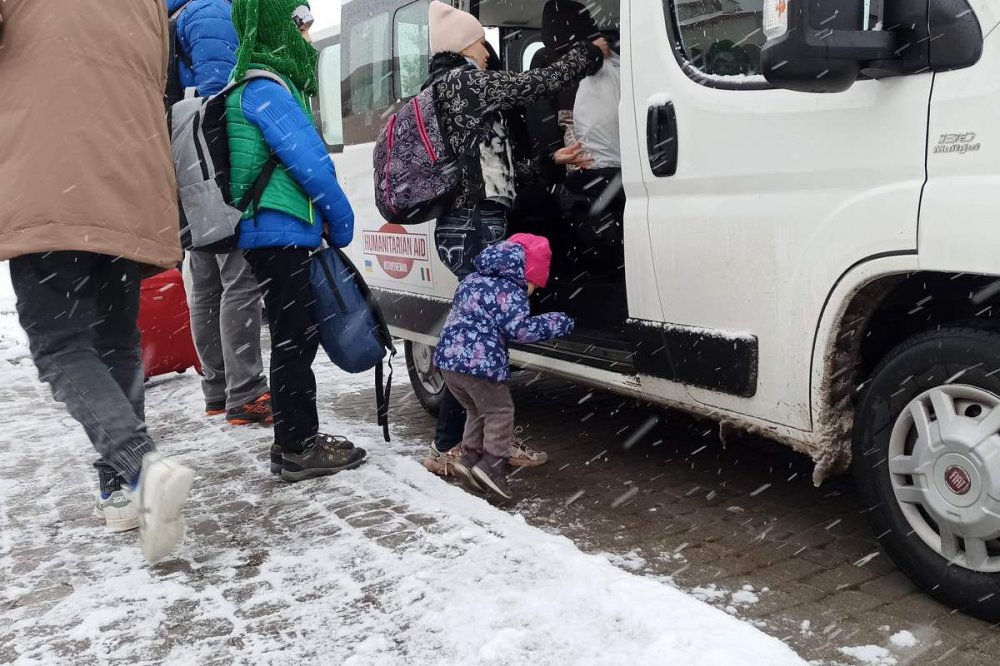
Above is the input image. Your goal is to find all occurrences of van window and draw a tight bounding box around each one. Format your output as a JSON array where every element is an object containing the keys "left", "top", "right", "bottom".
[
  {"left": 347, "top": 11, "right": 392, "bottom": 114},
  {"left": 317, "top": 42, "right": 344, "bottom": 148},
  {"left": 394, "top": 0, "right": 430, "bottom": 100},
  {"left": 666, "top": 0, "right": 766, "bottom": 78}
]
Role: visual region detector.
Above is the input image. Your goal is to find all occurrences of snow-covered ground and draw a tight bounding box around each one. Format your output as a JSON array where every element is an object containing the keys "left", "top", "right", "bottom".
[{"left": 0, "top": 279, "right": 808, "bottom": 665}]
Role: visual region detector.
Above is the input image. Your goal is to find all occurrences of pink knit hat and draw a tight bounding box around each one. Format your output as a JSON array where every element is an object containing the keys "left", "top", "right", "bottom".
[
  {"left": 429, "top": 0, "right": 485, "bottom": 56},
  {"left": 508, "top": 233, "right": 553, "bottom": 289}
]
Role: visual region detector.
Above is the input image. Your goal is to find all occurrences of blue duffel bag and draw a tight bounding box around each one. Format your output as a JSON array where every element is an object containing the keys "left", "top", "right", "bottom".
[{"left": 310, "top": 246, "right": 396, "bottom": 441}]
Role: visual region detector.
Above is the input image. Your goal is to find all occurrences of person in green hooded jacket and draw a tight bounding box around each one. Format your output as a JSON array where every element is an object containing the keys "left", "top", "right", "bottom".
[{"left": 228, "top": 0, "right": 365, "bottom": 481}]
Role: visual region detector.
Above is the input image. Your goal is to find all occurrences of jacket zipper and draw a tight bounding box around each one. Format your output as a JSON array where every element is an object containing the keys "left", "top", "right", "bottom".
[
  {"left": 411, "top": 98, "right": 437, "bottom": 164},
  {"left": 384, "top": 114, "right": 397, "bottom": 212}
]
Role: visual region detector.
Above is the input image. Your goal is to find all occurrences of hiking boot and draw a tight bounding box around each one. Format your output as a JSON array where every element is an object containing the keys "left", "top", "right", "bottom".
[
  {"left": 136, "top": 452, "right": 194, "bottom": 564},
  {"left": 281, "top": 437, "right": 367, "bottom": 482},
  {"left": 227, "top": 392, "right": 273, "bottom": 426},
  {"left": 508, "top": 438, "right": 548, "bottom": 467},
  {"left": 450, "top": 447, "right": 484, "bottom": 492},
  {"left": 422, "top": 442, "right": 466, "bottom": 477},
  {"left": 472, "top": 453, "right": 514, "bottom": 501},
  {"left": 205, "top": 400, "right": 226, "bottom": 417},
  {"left": 93, "top": 489, "right": 139, "bottom": 533},
  {"left": 271, "top": 434, "right": 354, "bottom": 475}
]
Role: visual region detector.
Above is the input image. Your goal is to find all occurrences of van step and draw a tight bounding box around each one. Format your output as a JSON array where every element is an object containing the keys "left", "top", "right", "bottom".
[{"left": 512, "top": 328, "right": 635, "bottom": 374}]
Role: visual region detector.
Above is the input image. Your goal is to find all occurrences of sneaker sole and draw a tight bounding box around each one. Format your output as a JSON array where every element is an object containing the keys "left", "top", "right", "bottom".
[
  {"left": 451, "top": 461, "right": 484, "bottom": 492},
  {"left": 206, "top": 410, "right": 226, "bottom": 416},
  {"left": 508, "top": 456, "right": 547, "bottom": 468},
  {"left": 471, "top": 466, "right": 513, "bottom": 501},
  {"left": 227, "top": 417, "right": 274, "bottom": 426},
  {"left": 93, "top": 506, "right": 140, "bottom": 532},
  {"left": 139, "top": 461, "right": 194, "bottom": 564},
  {"left": 281, "top": 452, "right": 368, "bottom": 482},
  {"left": 106, "top": 514, "right": 140, "bottom": 533}
]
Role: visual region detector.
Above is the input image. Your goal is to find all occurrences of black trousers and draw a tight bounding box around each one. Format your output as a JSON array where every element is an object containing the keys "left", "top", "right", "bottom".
[{"left": 244, "top": 248, "right": 319, "bottom": 454}]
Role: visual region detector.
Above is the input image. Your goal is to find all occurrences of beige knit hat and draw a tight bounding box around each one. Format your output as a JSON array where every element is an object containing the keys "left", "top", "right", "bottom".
[{"left": 428, "top": 1, "right": 485, "bottom": 55}]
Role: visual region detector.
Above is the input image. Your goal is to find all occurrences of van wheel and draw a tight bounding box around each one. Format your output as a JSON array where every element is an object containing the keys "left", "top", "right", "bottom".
[
  {"left": 854, "top": 327, "right": 1000, "bottom": 621},
  {"left": 405, "top": 340, "right": 445, "bottom": 416}
]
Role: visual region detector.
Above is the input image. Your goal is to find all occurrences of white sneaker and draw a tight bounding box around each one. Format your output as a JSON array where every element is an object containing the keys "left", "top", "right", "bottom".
[
  {"left": 93, "top": 489, "right": 140, "bottom": 533},
  {"left": 135, "top": 452, "right": 194, "bottom": 564}
]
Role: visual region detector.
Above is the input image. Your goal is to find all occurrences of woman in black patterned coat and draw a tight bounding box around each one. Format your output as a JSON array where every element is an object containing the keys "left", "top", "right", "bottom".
[{"left": 422, "top": 0, "right": 609, "bottom": 474}]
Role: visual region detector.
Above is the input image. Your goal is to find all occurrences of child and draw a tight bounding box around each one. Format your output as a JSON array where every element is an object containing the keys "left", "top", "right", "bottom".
[{"left": 433, "top": 233, "right": 574, "bottom": 500}]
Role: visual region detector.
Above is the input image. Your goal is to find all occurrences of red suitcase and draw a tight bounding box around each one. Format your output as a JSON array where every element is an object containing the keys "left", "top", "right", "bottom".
[{"left": 138, "top": 269, "right": 203, "bottom": 379}]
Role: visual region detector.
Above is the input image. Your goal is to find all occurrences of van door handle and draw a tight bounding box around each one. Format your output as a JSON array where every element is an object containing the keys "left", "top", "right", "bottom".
[{"left": 647, "top": 102, "right": 678, "bottom": 177}]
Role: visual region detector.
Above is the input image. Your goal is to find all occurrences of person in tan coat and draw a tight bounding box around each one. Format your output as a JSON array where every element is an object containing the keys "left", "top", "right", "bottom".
[{"left": 0, "top": 0, "right": 194, "bottom": 564}]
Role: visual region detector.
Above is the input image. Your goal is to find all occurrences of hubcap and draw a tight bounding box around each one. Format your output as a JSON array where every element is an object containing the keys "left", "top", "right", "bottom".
[
  {"left": 410, "top": 342, "right": 445, "bottom": 394},
  {"left": 888, "top": 384, "right": 1000, "bottom": 572}
]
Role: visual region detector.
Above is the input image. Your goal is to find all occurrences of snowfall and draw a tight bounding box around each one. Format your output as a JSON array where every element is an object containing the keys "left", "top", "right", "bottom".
[{"left": 0, "top": 263, "right": 809, "bottom": 665}]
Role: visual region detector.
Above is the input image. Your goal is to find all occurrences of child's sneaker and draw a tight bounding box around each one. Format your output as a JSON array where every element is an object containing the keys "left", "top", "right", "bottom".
[
  {"left": 450, "top": 447, "right": 484, "bottom": 492},
  {"left": 136, "top": 452, "right": 194, "bottom": 564},
  {"left": 508, "top": 438, "right": 548, "bottom": 467},
  {"left": 422, "top": 442, "right": 466, "bottom": 476},
  {"left": 94, "top": 489, "right": 139, "bottom": 533},
  {"left": 227, "top": 392, "right": 273, "bottom": 426},
  {"left": 281, "top": 437, "right": 367, "bottom": 482},
  {"left": 205, "top": 400, "right": 226, "bottom": 416},
  {"left": 271, "top": 435, "right": 354, "bottom": 475},
  {"left": 472, "top": 453, "right": 514, "bottom": 501}
]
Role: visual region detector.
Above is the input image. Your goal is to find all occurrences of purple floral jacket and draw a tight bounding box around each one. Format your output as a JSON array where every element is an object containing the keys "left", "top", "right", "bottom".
[{"left": 434, "top": 242, "right": 574, "bottom": 382}]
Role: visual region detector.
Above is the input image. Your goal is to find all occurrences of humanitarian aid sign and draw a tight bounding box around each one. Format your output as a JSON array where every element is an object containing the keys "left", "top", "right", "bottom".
[{"left": 362, "top": 223, "right": 433, "bottom": 286}]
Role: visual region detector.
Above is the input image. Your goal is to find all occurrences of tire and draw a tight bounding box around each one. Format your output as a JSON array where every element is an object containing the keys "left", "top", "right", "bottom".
[
  {"left": 405, "top": 340, "right": 446, "bottom": 416},
  {"left": 853, "top": 327, "right": 1000, "bottom": 621}
]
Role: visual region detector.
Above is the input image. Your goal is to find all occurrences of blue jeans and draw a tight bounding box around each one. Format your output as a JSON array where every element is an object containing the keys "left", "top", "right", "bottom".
[
  {"left": 10, "top": 252, "right": 155, "bottom": 495},
  {"left": 433, "top": 205, "right": 508, "bottom": 450}
]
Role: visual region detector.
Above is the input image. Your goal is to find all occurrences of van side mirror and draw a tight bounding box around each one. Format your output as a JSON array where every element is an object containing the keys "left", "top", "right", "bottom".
[{"left": 761, "top": 0, "right": 984, "bottom": 93}]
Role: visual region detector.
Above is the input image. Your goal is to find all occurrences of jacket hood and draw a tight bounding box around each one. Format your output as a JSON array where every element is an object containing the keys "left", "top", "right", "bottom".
[{"left": 473, "top": 241, "right": 527, "bottom": 286}]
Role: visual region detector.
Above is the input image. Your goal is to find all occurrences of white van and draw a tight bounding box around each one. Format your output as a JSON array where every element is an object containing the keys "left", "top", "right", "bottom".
[{"left": 316, "top": 0, "right": 1000, "bottom": 619}]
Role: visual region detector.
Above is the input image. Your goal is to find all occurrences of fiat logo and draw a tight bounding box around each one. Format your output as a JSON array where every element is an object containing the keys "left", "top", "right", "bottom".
[{"left": 945, "top": 466, "right": 972, "bottom": 496}]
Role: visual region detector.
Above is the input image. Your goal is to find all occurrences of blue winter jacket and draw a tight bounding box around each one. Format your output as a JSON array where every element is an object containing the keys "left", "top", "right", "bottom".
[
  {"left": 235, "top": 80, "right": 354, "bottom": 250},
  {"left": 169, "top": 0, "right": 238, "bottom": 97},
  {"left": 434, "top": 242, "right": 574, "bottom": 382}
]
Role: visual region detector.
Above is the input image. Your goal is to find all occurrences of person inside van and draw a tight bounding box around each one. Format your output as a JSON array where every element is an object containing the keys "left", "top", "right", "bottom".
[
  {"left": 422, "top": 0, "right": 609, "bottom": 476},
  {"left": 543, "top": 1, "right": 622, "bottom": 187},
  {"left": 228, "top": 0, "right": 367, "bottom": 482}
]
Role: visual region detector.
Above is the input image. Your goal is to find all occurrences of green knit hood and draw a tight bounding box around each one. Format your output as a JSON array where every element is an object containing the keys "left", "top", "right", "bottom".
[{"left": 232, "top": 0, "right": 319, "bottom": 95}]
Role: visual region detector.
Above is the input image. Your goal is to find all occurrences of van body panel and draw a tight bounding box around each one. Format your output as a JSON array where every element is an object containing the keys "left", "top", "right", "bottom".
[
  {"left": 920, "top": 33, "right": 1000, "bottom": 275},
  {"left": 626, "top": 0, "right": 931, "bottom": 431}
]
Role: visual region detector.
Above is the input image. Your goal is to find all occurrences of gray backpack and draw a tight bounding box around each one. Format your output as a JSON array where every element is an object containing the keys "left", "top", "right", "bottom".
[{"left": 169, "top": 70, "right": 289, "bottom": 252}]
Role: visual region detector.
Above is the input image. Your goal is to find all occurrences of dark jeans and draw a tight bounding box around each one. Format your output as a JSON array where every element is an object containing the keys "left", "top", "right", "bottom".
[
  {"left": 244, "top": 248, "right": 319, "bottom": 454},
  {"left": 433, "top": 204, "right": 509, "bottom": 451},
  {"left": 10, "top": 252, "right": 154, "bottom": 495},
  {"left": 434, "top": 204, "right": 508, "bottom": 280}
]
